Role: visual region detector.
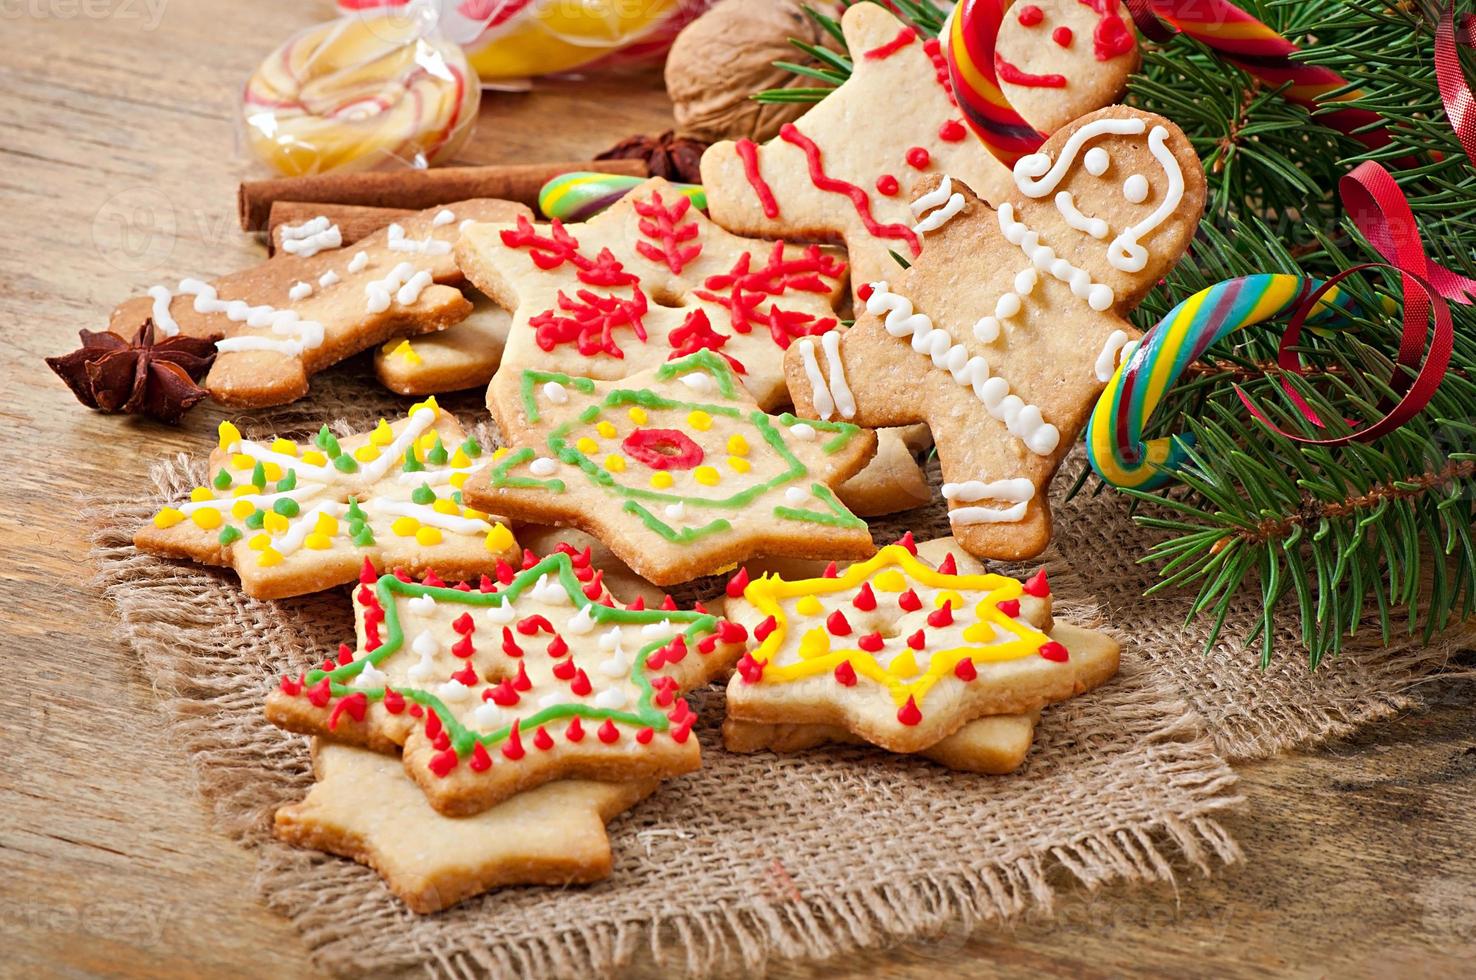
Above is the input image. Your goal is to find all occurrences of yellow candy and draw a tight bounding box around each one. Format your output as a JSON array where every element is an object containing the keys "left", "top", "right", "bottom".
[
  {"left": 694, "top": 466, "right": 720, "bottom": 486},
  {"left": 248, "top": 534, "right": 271, "bottom": 551},
  {"left": 409, "top": 396, "right": 440, "bottom": 418},
  {"left": 795, "top": 595, "right": 824, "bottom": 617},
  {"left": 596, "top": 421, "right": 617, "bottom": 438},
  {"left": 650, "top": 472, "right": 673, "bottom": 489},
  {"left": 390, "top": 339, "right": 421, "bottom": 365},
  {"left": 218, "top": 421, "right": 241, "bottom": 452},
  {"left": 262, "top": 462, "right": 283, "bottom": 482},
  {"left": 189, "top": 487, "right": 214, "bottom": 503},
  {"left": 392, "top": 516, "right": 420, "bottom": 537},
  {"left": 888, "top": 650, "right": 919, "bottom": 678},
  {"left": 687, "top": 410, "right": 712, "bottom": 431},
  {"left": 152, "top": 507, "right": 185, "bottom": 529},
  {"left": 231, "top": 500, "right": 255, "bottom": 519},
  {"left": 416, "top": 526, "right": 443, "bottom": 546},
  {"left": 417, "top": 432, "right": 438, "bottom": 453},
  {"left": 271, "top": 438, "right": 298, "bottom": 456},
  {"left": 605, "top": 454, "right": 626, "bottom": 473},
  {"left": 257, "top": 546, "right": 284, "bottom": 567},
  {"left": 485, "top": 523, "right": 515, "bottom": 553},
  {"left": 354, "top": 445, "right": 381, "bottom": 463},
  {"left": 191, "top": 508, "right": 222, "bottom": 531},
  {"left": 231, "top": 453, "right": 254, "bottom": 470},
  {"left": 492, "top": 447, "right": 510, "bottom": 460},
  {"left": 450, "top": 448, "right": 471, "bottom": 468},
  {"left": 229, "top": 486, "right": 253, "bottom": 498},
  {"left": 450, "top": 472, "right": 469, "bottom": 489},
  {"left": 798, "top": 627, "right": 830, "bottom": 659},
  {"left": 313, "top": 512, "right": 338, "bottom": 536},
  {"left": 432, "top": 499, "right": 460, "bottom": 515},
  {"left": 369, "top": 420, "right": 395, "bottom": 446},
  {"left": 301, "top": 450, "right": 327, "bottom": 466},
  {"left": 576, "top": 437, "right": 600, "bottom": 454},
  {"left": 727, "top": 434, "right": 749, "bottom": 456},
  {"left": 873, "top": 570, "right": 907, "bottom": 592},
  {"left": 935, "top": 591, "right": 964, "bottom": 610},
  {"left": 628, "top": 407, "right": 648, "bottom": 424},
  {"left": 304, "top": 532, "right": 332, "bottom": 550},
  {"left": 727, "top": 456, "right": 751, "bottom": 473},
  {"left": 263, "top": 512, "right": 289, "bottom": 534},
  {"left": 463, "top": 507, "right": 488, "bottom": 521}
]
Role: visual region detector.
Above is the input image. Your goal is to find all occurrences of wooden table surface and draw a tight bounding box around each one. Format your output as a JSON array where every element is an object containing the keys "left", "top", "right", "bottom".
[{"left": 3, "top": 2, "right": 1474, "bottom": 977}]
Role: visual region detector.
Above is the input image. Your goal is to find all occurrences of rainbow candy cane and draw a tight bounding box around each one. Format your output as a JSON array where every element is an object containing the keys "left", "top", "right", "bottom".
[
  {"left": 1087, "top": 274, "right": 1360, "bottom": 490},
  {"left": 538, "top": 172, "right": 706, "bottom": 222},
  {"left": 945, "top": 0, "right": 1046, "bottom": 166}
]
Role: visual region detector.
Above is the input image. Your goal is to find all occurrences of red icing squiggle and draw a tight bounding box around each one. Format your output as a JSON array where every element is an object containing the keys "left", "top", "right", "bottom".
[
  {"left": 695, "top": 240, "right": 845, "bottom": 348},
  {"left": 632, "top": 192, "right": 701, "bottom": 275},
  {"left": 995, "top": 53, "right": 1067, "bottom": 88},
  {"left": 735, "top": 138, "right": 779, "bottom": 218},
  {"left": 778, "top": 123, "right": 919, "bottom": 255},
  {"left": 1078, "top": 0, "right": 1134, "bottom": 61},
  {"left": 864, "top": 25, "right": 917, "bottom": 59}
]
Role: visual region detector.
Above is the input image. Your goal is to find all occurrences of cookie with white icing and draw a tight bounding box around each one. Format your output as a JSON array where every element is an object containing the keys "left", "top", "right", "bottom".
[
  {"left": 699, "top": 1, "right": 1137, "bottom": 300},
  {"left": 275, "top": 740, "right": 659, "bottom": 913},
  {"left": 455, "top": 176, "right": 848, "bottom": 412},
  {"left": 461, "top": 350, "right": 878, "bottom": 587},
  {"left": 136, "top": 398, "right": 519, "bottom": 598},
  {"left": 722, "top": 541, "right": 1120, "bottom": 754},
  {"left": 110, "top": 199, "right": 529, "bottom": 407},
  {"left": 265, "top": 552, "right": 749, "bottom": 816},
  {"left": 783, "top": 105, "right": 1206, "bottom": 560}
]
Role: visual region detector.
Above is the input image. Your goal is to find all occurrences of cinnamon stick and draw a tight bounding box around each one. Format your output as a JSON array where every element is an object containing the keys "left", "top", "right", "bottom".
[
  {"left": 239, "top": 159, "right": 646, "bottom": 232},
  {"left": 267, "top": 202, "right": 413, "bottom": 255}
]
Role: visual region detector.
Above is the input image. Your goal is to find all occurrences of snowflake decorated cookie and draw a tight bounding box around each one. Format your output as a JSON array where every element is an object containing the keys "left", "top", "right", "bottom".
[
  {"left": 275, "top": 740, "right": 659, "bottom": 913},
  {"left": 461, "top": 350, "right": 878, "bottom": 586},
  {"left": 722, "top": 542, "right": 1120, "bottom": 755},
  {"left": 699, "top": 1, "right": 1138, "bottom": 298},
  {"left": 265, "top": 550, "right": 749, "bottom": 816},
  {"left": 135, "top": 399, "right": 519, "bottom": 599},
  {"left": 110, "top": 199, "right": 529, "bottom": 407},
  {"left": 454, "top": 177, "right": 848, "bottom": 411},
  {"left": 783, "top": 105, "right": 1206, "bottom": 560}
]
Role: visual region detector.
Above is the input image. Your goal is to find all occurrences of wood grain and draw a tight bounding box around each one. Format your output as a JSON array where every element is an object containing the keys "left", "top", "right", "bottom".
[{"left": 1, "top": 2, "right": 1472, "bottom": 977}]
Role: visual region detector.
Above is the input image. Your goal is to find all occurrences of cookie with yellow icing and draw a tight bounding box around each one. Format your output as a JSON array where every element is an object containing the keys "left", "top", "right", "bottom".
[
  {"left": 374, "top": 292, "right": 513, "bottom": 396},
  {"left": 265, "top": 551, "right": 749, "bottom": 816},
  {"left": 136, "top": 399, "right": 519, "bottom": 599},
  {"left": 462, "top": 350, "right": 877, "bottom": 587},
  {"left": 275, "top": 740, "right": 658, "bottom": 913},
  {"left": 722, "top": 541, "right": 1119, "bottom": 754}
]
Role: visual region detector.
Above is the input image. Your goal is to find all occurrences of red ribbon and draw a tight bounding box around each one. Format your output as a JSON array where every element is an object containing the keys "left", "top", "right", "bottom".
[
  {"left": 1435, "top": 3, "right": 1476, "bottom": 166},
  {"left": 1234, "top": 162, "right": 1456, "bottom": 446}
]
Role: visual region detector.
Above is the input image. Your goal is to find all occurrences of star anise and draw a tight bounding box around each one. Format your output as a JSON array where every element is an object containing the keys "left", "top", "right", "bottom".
[
  {"left": 596, "top": 130, "right": 710, "bottom": 184},
  {"left": 46, "top": 321, "right": 216, "bottom": 424}
]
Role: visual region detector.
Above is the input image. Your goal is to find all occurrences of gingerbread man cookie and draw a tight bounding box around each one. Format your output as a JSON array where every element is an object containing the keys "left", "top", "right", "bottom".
[
  {"left": 461, "top": 351, "right": 878, "bottom": 586},
  {"left": 136, "top": 399, "right": 519, "bottom": 598},
  {"left": 784, "top": 106, "right": 1206, "bottom": 560},
  {"left": 699, "top": 1, "right": 1137, "bottom": 298},
  {"left": 454, "top": 177, "right": 848, "bottom": 411},
  {"left": 111, "top": 199, "right": 528, "bottom": 406},
  {"left": 275, "top": 741, "right": 658, "bottom": 913},
  {"left": 722, "top": 541, "right": 1120, "bottom": 755},
  {"left": 265, "top": 552, "right": 749, "bottom": 816}
]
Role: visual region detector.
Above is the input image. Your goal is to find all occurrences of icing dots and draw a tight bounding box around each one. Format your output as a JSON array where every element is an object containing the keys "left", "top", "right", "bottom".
[{"left": 1123, "top": 174, "right": 1149, "bottom": 204}]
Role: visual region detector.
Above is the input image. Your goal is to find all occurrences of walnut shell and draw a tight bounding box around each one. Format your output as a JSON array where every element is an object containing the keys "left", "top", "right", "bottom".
[{"left": 666, "top": 0, "right": 841, "bottom": 144}]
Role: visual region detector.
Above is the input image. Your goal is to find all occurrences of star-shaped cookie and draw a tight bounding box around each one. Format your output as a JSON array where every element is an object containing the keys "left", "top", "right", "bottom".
[
  {"left": 265, "top": 552, "right": 749, "bottom": 815},
  {"left": 275, "top": 741, "right": 659, "bottom": 913},
  {"left": 136, "top": 399, "right": 519, "bottom": 599},
  {"left": 722, "top": 542, "right": 1120, "bottom": 754},
  {"left": 454, "top": 177, "right": 848, "bottom": 410},
  {"left": 784, "top": 106, "right": 1206, "bottom": 560},
  {"left": 111, "top": 199, "right": 528, "bottom": 406},
  {"left": 699, "top": 1, "right": 1138, "bottom": 296},
  {"left": 461, "top": 350, "right": 877, "bottom": 586}
]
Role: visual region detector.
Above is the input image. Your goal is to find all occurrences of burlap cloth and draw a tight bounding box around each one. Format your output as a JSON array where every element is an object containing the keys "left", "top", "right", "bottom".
[{"left": 87, "top": 380, "right": 1474, "bottom": 978}]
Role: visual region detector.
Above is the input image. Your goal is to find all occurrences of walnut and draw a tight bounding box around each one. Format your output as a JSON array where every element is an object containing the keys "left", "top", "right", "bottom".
[{"left": 665, "top": 0, "right": 841, "bottom": 144}]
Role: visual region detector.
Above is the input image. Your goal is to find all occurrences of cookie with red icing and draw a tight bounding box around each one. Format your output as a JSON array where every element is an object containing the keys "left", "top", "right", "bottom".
[
  {"left": 265, "top": 549, "right": 750, "bottom": 816},
  {"left": 275, "top": 740, "right": 659, "bottom": 913},
  {"left": 454, "top": 176, "right": 848, "bottom": 411},
  {"left": 782, "top": 106, "right": 1206, "bottom": 561},
  {"left": 722, "top": 540, "right": 1119, "bottom": 755},
  {"left": 699, "top": 1, "right": 1137, "bottom": 299}
]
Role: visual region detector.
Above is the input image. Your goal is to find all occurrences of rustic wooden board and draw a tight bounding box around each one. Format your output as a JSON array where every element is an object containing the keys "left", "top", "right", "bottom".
[{"left": 1, "top": 1, "right": 1472, "bottom": 976}]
